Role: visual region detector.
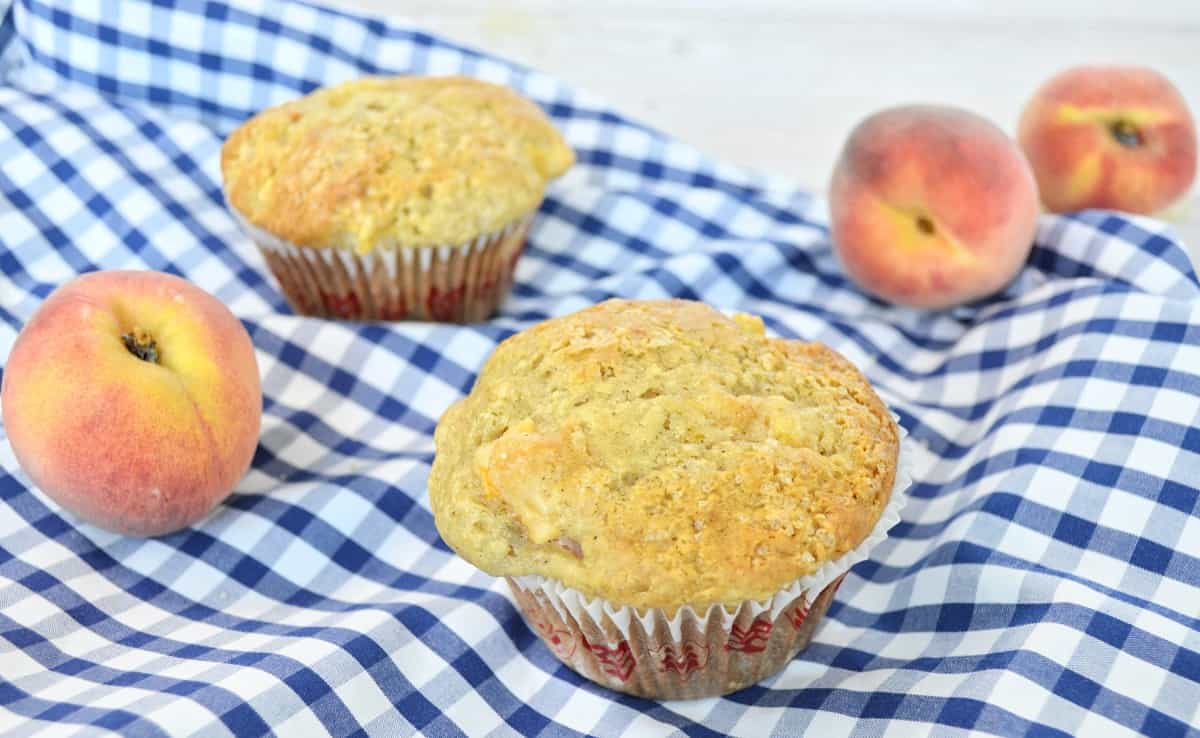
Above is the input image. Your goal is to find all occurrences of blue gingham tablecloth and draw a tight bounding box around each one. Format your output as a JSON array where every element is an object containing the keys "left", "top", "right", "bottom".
[{"left": 0, "top": 1, "right": 1199, "bottom": 736}]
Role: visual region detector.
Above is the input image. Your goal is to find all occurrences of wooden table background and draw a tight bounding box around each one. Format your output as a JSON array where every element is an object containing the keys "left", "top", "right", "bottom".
[{"left": 336, "top": 0, "right": 1200, "bottom": 266}]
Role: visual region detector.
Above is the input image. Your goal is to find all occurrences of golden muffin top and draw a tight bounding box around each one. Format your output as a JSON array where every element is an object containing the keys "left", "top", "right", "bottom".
[
  {"left": 220, "top": 76, "right": 574, "bottom": 253},
  {"left": 429, "top": 299, "right": 899, "bottom": 611}
]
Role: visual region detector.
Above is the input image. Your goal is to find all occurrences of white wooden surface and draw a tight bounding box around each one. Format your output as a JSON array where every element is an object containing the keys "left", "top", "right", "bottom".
[{"left": 335, "top": 0, "right": 1200, "bottom": 265}]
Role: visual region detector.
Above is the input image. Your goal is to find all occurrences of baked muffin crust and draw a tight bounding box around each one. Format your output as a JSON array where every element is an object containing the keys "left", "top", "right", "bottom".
[
  {"left": 430, "top": 299, "right": 899, "bottom": 610},
  {"left": 221, "top": 76, "right": 574, "bottom": 253}
]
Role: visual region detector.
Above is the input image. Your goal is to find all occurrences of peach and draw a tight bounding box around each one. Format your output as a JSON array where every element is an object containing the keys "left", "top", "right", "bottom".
[
  {"left": 1018, "top": 65, "right": 1197, "bottom": 214},
  {"left": 1, "top": 271, "right": 261, "bottom": 536},
  {"left": 829, "top": 105, "right": 1040, "bottom": 309}
]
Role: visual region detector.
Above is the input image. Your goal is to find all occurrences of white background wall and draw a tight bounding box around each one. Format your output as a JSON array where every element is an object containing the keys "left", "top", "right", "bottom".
[{"left": 336, "top": 0, "right": 1200, "bottom": 263}]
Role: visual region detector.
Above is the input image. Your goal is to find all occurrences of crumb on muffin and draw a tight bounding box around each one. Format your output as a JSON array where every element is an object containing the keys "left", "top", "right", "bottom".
[
  {"left": 429, "top": 299, "right": 899, "bottom": 610},
  {"left": 220, "top": 75, "right": 574, "bottom": 253}
]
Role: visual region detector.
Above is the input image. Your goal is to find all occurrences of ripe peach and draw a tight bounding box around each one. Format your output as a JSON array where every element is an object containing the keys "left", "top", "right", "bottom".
[
  {"left": 1018, "top": 65, "right": 1197, "bottom": 214},
  {"left": 829, "top": 105, "right": 1040, "bottom": 309},
  {"left": 1, "top": 271, "right": 261, "bottom": 537}
]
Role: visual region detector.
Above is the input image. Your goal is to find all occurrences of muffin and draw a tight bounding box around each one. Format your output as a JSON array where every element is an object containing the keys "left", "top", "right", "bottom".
[
  {"left": 220, "top": 76, "right": 574, "bottom": 322},
  {"left": 429, "top": 299, "right": 911, "bottom": 698}
]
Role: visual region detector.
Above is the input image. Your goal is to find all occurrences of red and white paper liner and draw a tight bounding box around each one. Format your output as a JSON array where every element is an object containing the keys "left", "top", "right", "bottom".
[
  {"left": 230, "top": 210, "right": 534, "bottom": 322},
  {"left": 508, "top": 428, "right": 914, "bottom": 700}
]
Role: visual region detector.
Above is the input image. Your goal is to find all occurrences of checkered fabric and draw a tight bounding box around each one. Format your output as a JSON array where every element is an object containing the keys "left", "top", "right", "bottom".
[{"left": 1, "top": 1, "right": 1198, "bottom": 736}]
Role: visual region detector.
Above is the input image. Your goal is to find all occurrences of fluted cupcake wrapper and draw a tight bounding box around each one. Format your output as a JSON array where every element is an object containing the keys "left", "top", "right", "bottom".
[
  {"left": 508, "top": 425, "right": 915, "bottom": 700},
  {"left": 229, "top": 209, "right": 535, "bottom": 322}
]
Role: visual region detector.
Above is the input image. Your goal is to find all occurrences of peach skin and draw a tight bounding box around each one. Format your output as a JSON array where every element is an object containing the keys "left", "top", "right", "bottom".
[
  {"left": 829, "top": 105, "right": 1040, "bottom": 309},
  {"left": 1018, "top": 65, "right": 1197, "bottom": 214},
  {"left": 1, "top": 271, "right": 262, "bottom": 537}
]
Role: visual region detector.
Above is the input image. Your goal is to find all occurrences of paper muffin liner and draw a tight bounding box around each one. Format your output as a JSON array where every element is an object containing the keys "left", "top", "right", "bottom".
[
  {"left": 229, "top": 209, "right": 535, "bottom": 322},
  {"left": 508, "top": 425, "right": 915, "bottom": 700}
]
